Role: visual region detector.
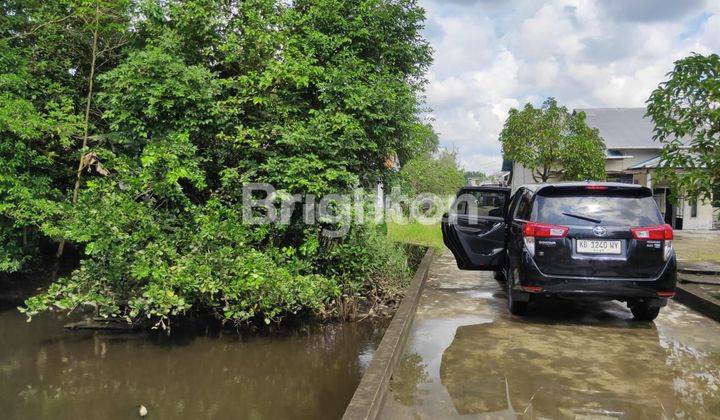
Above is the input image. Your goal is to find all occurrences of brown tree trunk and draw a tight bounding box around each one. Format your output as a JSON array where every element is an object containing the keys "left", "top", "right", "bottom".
[
  {"left": 532, "top": 166, "right": 551, "bottom": 183},
  {"left": 57, "top": 2, "right": 99, "bottom": 259}
]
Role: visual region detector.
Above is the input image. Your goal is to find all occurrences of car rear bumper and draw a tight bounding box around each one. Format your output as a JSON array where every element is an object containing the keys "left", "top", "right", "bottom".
[{"left": 514, "top": 252, "right": 677, "bottom": 301}]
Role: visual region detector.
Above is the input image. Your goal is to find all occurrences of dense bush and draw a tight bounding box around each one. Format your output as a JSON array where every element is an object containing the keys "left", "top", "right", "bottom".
[
  {"left": 24, "top": 197, "right": 340, "bottom": 327},
  {"left": 317, "top": 223, "right": 411, "bottom": 297},
  {"left": 4, "top": 0, "right": 433, "bottom": 328}
]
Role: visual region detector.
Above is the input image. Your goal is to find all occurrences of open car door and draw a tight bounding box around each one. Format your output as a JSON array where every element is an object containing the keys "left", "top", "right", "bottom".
[{"left": 441, "top": 187, "right": 511, "bottom": 270}]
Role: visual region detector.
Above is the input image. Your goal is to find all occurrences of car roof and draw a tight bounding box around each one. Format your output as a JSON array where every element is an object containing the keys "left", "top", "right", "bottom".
[
  {"left": 521, "top": 181, "right": 644, "bottom": 190},
  {"left": 458, "top": 185, "right": 510, "bottom": 192},
  {"left": 520, "top": 181, "right": 650, "bottom": 195}
]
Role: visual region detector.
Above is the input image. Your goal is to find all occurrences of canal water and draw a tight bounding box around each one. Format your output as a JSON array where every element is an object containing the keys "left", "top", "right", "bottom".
[{"left": 0, "top": 278, "right": 388, "bottom": 419}]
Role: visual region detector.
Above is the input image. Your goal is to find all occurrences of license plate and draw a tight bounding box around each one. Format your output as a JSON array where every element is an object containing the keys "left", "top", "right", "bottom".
[{"left": 576, "top": 239, "right": 622, "bottom": 254}]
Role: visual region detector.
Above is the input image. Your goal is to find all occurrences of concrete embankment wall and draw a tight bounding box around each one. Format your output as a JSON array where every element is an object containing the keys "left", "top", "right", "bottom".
[{"left": 342, "top": 248, "right": 435, "bottom": 420}]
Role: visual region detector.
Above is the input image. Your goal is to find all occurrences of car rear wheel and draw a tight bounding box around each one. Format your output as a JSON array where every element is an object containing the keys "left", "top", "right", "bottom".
[
  {"left": 506, "top": 272, "right": 528, "bottom": 316},
  {"left": 630, "top": 302, "right": 660, "bottom": 321}
]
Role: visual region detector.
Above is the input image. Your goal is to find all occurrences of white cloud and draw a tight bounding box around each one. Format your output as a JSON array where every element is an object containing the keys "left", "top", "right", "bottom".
[
  {"left": 459, "top": 154, "right": 504, "bottom": 174},
  {"left": 518, "top": 57, "right": 559, "bottom": 88},
  {"left": 426, "top": 75, "right": 472, "bottom": 108},
  {"left": 421, "top": 0, "right": 716, "bottom": 174},
  {"left": 698, "top": 14, "right": 720, "bottom": 51}
]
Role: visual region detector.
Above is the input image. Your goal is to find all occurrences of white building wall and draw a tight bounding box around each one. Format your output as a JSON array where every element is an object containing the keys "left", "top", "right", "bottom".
[
  {"left": 681, "top": 198, "right": 716, "bottom": 230},
  {"left": 510, "top": 162, "right": 564, "bottom": 193},
  {"left": 510, "top": 162, "right": 532, "bottom": 193}
]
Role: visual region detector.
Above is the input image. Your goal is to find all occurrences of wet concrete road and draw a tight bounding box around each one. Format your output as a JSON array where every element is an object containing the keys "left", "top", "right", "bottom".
[{"left": 381, "top": 251, "right": 720, "bottom": 419}]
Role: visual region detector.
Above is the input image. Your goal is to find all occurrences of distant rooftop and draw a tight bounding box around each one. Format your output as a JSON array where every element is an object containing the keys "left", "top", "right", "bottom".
[
  {"left": 575, "top": 107, "right": 676, "bottom": 150},
  {"left": 629, "top": 154, "right": 661, "bottom": 169}
]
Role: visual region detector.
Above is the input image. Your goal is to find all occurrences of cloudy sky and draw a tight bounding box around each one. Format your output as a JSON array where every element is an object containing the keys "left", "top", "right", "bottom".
[{"left": 419, "top": 0, "right": 720, "bottom": 174}]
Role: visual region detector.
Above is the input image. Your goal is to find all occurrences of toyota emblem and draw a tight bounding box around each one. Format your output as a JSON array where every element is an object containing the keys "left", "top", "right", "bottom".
[{"left": 592, "top": 226, "right": 607, "bottom": 237}]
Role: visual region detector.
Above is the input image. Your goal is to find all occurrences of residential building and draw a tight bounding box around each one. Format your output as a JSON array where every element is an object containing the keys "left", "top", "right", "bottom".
[{"left": 508, "top": 108, "right": 718, "bottom": 230}]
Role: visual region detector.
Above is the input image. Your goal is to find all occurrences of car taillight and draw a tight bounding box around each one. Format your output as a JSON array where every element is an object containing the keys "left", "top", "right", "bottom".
[
  {"left": 585, "top": 185, "right": 608, "bottom": 191},
  {"left": 631, "top": 224, "right": 674, "bottom": 261},
  {"left": 523, "top": 222, "right": 569, "bottom": 238},
  {"left": 523, "top": 222, "right": 568, "bottom": 256},
  {"left": 630, "top": 224, "right": 673, "bottom": 240}
]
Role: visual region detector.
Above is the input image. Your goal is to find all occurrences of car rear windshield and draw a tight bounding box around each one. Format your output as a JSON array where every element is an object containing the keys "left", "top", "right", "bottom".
[{"left": 535, "top": 191, "right": 663, "bottom": 227}]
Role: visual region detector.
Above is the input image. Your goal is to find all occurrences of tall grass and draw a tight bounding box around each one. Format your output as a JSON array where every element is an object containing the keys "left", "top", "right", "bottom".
[{"left": 387, "top": 222, "right": 444, "bottom": 250}]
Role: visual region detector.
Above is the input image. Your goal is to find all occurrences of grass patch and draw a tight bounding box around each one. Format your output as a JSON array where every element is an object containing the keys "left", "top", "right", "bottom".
[
  {"left": 388, "top": 222, "right": 444, "bottom": 250},
  {"left": 674, "top": 231, "right": 720, "bottom": 264}
]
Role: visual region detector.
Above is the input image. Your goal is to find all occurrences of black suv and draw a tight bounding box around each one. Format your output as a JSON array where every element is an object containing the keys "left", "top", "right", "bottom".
[{"left": 441, "top": 182, "right": 677, "bottom": 321}]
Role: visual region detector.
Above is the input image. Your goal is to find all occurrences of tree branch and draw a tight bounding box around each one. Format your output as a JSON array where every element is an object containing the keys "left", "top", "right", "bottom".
[{"left": 3, "top": 13, "right": 78, "bottom": 41}]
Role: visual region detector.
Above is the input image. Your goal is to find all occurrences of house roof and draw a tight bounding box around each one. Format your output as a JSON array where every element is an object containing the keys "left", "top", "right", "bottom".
[
  {"left": 575, "top": 107, "right": 686, "bottom": 150},
  {"left": 629, "top": 155, "right": 662, "bottom": 169}
]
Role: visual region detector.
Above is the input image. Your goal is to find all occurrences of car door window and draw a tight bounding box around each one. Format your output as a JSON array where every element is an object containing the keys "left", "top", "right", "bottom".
[
  {"left": 470, "top": 191, "right": 506, "bottom": 218},
  {"left": 442, "top": 188, "right": 510, "bottom": 270},
  {"left": 455, "top": 198, "right": 468, "bottom": 214},
  {"left": 514, "top": 191, "right": 532, "bottom": 220},
  {"left": 454, "top": 190, "right": 507, "bottom": 217},
  {"left": 507, "top": 190, "right": 523, "bottom": 221}
]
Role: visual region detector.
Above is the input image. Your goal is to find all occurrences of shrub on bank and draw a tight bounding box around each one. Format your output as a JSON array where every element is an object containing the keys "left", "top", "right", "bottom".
[
  {"left": 22, "top": 191, "right": 407, "bottom": 327},
  {"left": 317, "top": 223, "right": 411, "bottom": 298},
  {"left": 21, "top": 146, "right": 410, "bottom": 327}
]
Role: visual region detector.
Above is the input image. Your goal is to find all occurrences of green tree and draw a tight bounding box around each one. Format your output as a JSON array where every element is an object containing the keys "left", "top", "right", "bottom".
[
  {"left": 56, "top": 0, "right": 131, "bottom": 258},
  {"left": 464, "top": 171, "right": 486, "bottom": 183},
  {"left": 646, "top": 53, "right": 720, "bottom": 203},
  {"left": 0, "top": 0, "right": 132, "bottom": 269},
  {"left": 398, "top": 149, "right": 466, "bottom": 196},
  {"left": 0, "top": 43, "right": 72, "bottom": 271},
  {"left": 500, "top": 97, "right": 606, "bottom": 182},
  {"left": 20, "top": 0, "right": 432, "bottom": 328}
]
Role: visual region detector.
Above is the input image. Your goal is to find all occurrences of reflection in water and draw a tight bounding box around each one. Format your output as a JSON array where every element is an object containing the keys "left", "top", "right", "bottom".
[
  {"left": 438, "top": 303, "right": 720, "bottom": 418},
  {"left": 0, "top": 307, "right": 387, "bottom": 420},
  {"left": 391, "top": 352, "right": 430, "bottom": 405}
]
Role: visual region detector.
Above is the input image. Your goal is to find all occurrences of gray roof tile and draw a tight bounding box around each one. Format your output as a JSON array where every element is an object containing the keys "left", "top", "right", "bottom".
[{"left": 575, "top": 107, "right": 668, "bottom": 149}]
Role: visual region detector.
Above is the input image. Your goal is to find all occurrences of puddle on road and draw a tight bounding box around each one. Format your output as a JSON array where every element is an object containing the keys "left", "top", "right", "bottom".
[
  {"left": 439, "top": 306, "right": 720, "bottom": 418},
  {"left": 385, "top": 253, "right": 720, "bottom": 419}
]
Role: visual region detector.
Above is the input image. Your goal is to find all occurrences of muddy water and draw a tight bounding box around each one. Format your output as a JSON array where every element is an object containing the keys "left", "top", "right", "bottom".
[
  {"left": 383, "top": 251, "right": 720, "bottom": 419},
  {"left": 0, "top": 295, "right": 387, "bottom": 419}
]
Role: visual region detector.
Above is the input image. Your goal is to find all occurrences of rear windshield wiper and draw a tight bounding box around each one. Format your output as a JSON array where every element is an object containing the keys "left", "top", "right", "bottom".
[{"left": 562, "top": 212, "right": 602, "bottom": 224}]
